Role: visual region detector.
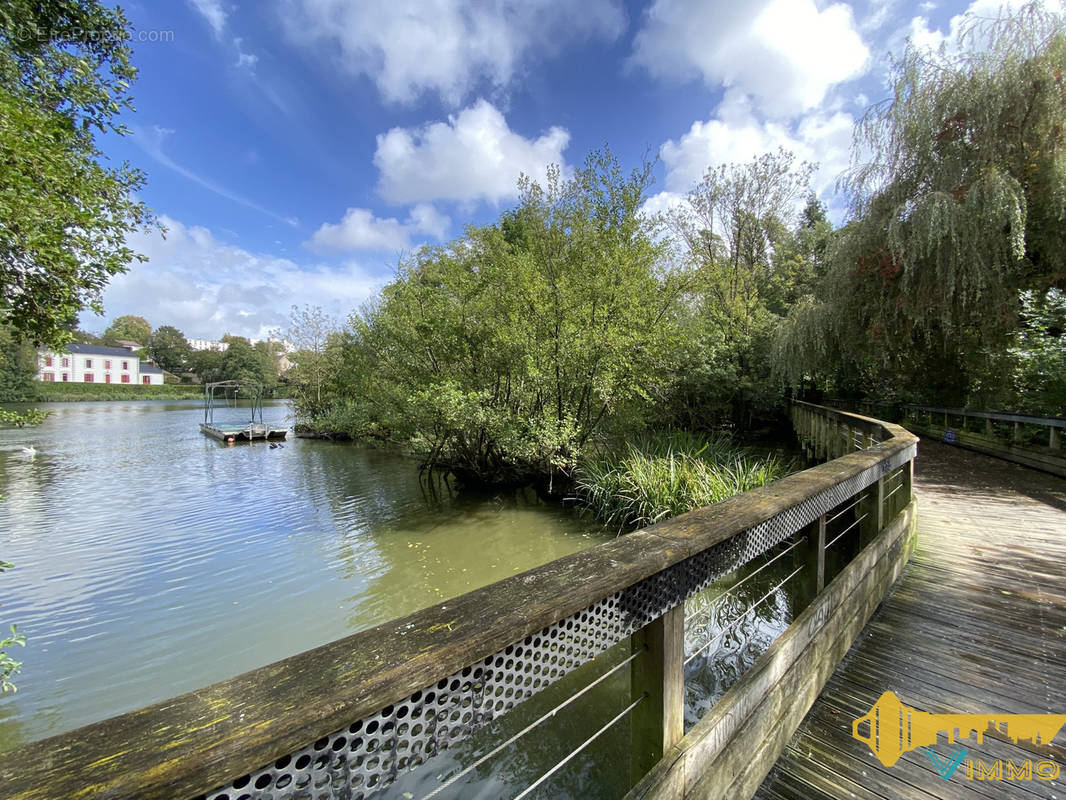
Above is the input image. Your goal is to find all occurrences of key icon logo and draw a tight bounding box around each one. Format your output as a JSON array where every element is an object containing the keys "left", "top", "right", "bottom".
[{"left": 852, "top": 691, "right": 1066, "bottom": 767}]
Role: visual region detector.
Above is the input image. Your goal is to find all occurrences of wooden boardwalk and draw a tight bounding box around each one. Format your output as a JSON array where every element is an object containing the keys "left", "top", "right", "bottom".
[{"left": 754, "top": 439, "right": 1066, "bottom": 800}]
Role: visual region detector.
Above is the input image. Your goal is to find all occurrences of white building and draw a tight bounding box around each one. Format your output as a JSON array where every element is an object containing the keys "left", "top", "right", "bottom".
[
  {"left": 36, "top": 343, "right": 164, "bottom": 386},
  {"left": 186, "top": 338, "right": 229, "bottom": 353}
]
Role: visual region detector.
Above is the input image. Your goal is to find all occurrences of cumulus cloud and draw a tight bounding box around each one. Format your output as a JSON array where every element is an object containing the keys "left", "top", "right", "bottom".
[
  {"left": 645, "top": 91, "right": 857, "bottom": 222},
  {"left": 659, "top": 93, "right": 855, "bottom": 196},
  {"left": 632, "top": 0, "right": 869, "bottom": 116},
  {"left": 189, "top": 0, "right": 227, "bottom": 38},
  {"left": 281, "top": 0, "right": 625, "bottom": 105},
  {"left": 102, "top": 216, "right": 385, "bottom": 339},
  {"left": 374, "top": 99, "right": 571, "bottom": 205},
  {"left": 307, "top": 204, "right": 450, "bottom": 253}
]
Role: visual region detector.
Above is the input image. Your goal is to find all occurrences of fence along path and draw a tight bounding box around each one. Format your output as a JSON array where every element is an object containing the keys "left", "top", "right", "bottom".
[
  {"left": 0, "top": 403, "right": 918, "bottom": 800},
  {"left": 754, "top": 439, "right": 1066, "bottom": 800}
]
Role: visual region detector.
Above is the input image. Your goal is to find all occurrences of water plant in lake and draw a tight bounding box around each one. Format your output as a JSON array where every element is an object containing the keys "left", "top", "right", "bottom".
[
  {"left": 573, "top": 431, "right": 789, "bottom": 529},
  {"left": 0, "top": 409, "right": 48, "bottom": 427}
]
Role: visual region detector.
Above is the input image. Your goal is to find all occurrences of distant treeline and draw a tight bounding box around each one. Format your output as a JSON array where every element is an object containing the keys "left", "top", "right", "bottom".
[{"left": 15, "top": 383, "right": 289, "bottom": 403}]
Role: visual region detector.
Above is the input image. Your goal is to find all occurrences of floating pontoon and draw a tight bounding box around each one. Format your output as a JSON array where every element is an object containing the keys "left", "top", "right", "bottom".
[{"left": 200, "top": 381, "right": 288, "bottom": 443}]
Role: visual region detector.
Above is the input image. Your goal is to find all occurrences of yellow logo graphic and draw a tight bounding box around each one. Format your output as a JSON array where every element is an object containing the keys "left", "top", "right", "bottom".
[{"left": 852, "top": 691, "right": 1066, "bottom": 767}]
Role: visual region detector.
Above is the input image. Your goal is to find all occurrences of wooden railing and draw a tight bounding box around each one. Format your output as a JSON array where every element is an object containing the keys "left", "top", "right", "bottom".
[
  {"left": 842, "top": 399, "right": 1065, "bottom": 478},
  {"left": 0, "top": 402, "right": 919, "bottom": 800}
]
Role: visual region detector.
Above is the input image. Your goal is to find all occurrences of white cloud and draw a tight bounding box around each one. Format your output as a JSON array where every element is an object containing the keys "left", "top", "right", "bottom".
[
  {"left": 655, "top": 91, "right": 856, "bottom": 215},
  {"left": 374, "top": 100, "right": 571, "bottom": 205},
  {"left": 103, "top": 216, "right": 384, "bottom": 339},
  {"left": 189, "top": 0, "right": 227, "bottom": 38},
  {"left": 282, "top": 0, "right": 625, "bottom": 105},
  {"left": 234, "top": 38, "right": 258, "bottom": 70},
  {"left": 307, "top": 204, "right": 450, "bottom": 253},
  {"left": 632, "top": 0, "right": 869, "bottom": 117},
  {"left": 907, "top": 0, "right": 1063, "bottom": 54}
]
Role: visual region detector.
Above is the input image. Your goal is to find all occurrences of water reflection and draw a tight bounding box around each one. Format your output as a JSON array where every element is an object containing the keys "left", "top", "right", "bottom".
[
  {"left": 0, "top": 400, "right": 810, "bottom": 800},
  {"left": 0, "top": 401, "right": 606, "bottom": 750}
]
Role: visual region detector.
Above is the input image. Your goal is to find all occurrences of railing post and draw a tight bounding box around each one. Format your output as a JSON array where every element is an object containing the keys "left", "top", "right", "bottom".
[
  {"left": 1051, "top": 427, "right": 1060, "bottom": 450},
  {"left": 985, "top": 417, "right": 993, "bottom": 436},
  {"left": 876, "top": 475, "right": 885, "bottom": 531},
  {"left": 1014, "top": 421, "right": 1023, "bottom": 443},
  {"left": 630, "top": 604, "right": 684, "bottom": 784},
  {"left": 816, "top": 514, "right": 826, "bottom": 592}
]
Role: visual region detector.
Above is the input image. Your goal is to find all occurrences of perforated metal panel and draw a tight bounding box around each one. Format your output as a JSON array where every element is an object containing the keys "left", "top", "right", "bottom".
[{"left": 199, "top": 437, "right": 915, "bottom": 800}]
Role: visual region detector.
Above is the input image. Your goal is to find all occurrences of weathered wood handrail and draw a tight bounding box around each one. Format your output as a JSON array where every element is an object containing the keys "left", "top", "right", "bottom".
[
  {"left": 836, "top": 398, "right": 1064, "bottom": 475},
  {"left": 902, "top": 403, "right": 1066, "bottom": 428},
  {"left": 0, "top": 402, "right": 919, "bottom": 800}
]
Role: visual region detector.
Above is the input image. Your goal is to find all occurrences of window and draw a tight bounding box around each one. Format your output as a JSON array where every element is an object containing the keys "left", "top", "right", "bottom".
[
  {"left": 104, "top": 360, "right": 111, "bottom": 369},
  {"left": 142, "top": 375, "right": 151, "bottom": 385},
  {"left": 62, "top": 373, "right": 68, "bottom": 381},
  {"left": 121, "top": 374, "right": 130, "bottom": 384},
  {"left": 84, "top": 373, "right": 94, "bottom": 383},
  {"left": 122, "top": 360, "right": 129, "bottom": 370},
  {"left": 44, "top": 356, "right": 53, "bottom": 367},
  {"left": 105, "top": 374, "right": 111, "bottom": 384},
  {"left": 62, "top": 357, "right": 69, "bottom": 367},
  {"left": 85, "top": 358, "right": 93, "bottom": 368},
  {"left": 43, "top": 373, "right": 55, "bottom": 382}
]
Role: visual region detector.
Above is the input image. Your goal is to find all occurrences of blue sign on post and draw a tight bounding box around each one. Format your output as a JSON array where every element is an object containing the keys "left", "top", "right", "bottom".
[{"left": 944, "top": 429, "right": 956, "bottom": 444}]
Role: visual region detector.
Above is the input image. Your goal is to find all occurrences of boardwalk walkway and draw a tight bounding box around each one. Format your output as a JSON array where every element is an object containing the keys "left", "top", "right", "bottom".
[{"left": 754, "top": 439, "right": 1066, "bottom": 800}]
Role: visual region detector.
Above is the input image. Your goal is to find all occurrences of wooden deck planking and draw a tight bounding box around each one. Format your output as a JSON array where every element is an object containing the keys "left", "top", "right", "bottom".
[{"left": 754, "top": 440, "right": 1066, "bottom": 800}]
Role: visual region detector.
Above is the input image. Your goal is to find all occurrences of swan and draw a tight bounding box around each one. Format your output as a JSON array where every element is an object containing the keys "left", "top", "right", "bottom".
[{"left": 19, "top": 446, "right": 36, "bottom": 457}]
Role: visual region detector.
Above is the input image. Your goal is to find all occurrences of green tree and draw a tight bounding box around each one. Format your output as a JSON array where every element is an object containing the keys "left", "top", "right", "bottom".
[
  {"left": 147, "top": 325, "right": 191, "bottom": 373},
  {"left": 329, "top": 150, "right": 682, "bottom": 484},
  {"left": 286, "top": 306, "right": 339, "bottom": 417},
  {"left": 219, "top": 336, "right": 270, "bottom": 384},
  {"left": 659, "top": 150, "right": 814, "bottom": 426},
  {"left": 252, "top": 340, "right": 281, "bottom": 388},
  {"left": 780, "top": 3, "right": 1066, "bottom": 402},
  {"left": 189, "top": 349, "right": 224, "bottom": 384},
  {"left": 0, "top": 0, "right": 155, "bottom": 348},
  {"left": 103, "top": 315, "right": 151, "bottom": 347},
  {"left": 0, "top": 323, "right": 36, "bottom": 402}
]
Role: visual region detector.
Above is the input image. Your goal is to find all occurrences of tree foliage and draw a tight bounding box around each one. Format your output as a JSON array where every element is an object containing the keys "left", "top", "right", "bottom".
[
  {"left": 658, "top": 151, "right": 816, "bottom": 427},
  {"left": 0, "top": 0, "right": 155, "bottom": 348},
  {"left": 103, "top": 314, "right": 151, "bottom": 347},
  {"left": 780, "top": 3, "right": 1066, "bottom": 401},
  {"left": 309, "top": 151, "right": 684, "bottom": 483},
  {"left": 0, "top": 322, "right": 36, "bottom": 401},
  {"left": 286, "top": 306, "right": 339, "bottom": 418},
  {"left": 147, "top": 325, "right": 191, "bottom": 373}
]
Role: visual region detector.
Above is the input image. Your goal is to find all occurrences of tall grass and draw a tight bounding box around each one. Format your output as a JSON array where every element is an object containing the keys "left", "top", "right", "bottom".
[{"left": 574, "top": 431, "right": 788, "bottom": 529}]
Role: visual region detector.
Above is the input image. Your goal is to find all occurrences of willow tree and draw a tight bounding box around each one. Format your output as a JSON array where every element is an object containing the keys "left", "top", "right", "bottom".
[{"left": 779, "top": 3, "right": 1066, "bottom": 398}]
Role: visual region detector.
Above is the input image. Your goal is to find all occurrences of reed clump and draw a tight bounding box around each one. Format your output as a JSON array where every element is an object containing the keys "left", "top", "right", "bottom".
[{"left": 574, "top": 431, "right": 787, "bottom": 529}]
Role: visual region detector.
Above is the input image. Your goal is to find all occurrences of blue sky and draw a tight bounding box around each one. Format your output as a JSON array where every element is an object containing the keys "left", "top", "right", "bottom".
[{"left": 92, "top": 0, "right": 993, "bottom": 340}]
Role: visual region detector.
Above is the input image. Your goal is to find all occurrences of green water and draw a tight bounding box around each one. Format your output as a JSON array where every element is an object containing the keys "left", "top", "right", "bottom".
[
  {"left": 0, "top": 400, "right": 608, "bottom": 753},
  {"left": 0, "top": 400, "right": 814, "bottom": 799}
]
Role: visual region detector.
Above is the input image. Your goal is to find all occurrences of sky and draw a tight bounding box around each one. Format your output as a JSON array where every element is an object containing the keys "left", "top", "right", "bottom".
[{"left": 91, "top": 0, "right": 1003, "bottom": 340}]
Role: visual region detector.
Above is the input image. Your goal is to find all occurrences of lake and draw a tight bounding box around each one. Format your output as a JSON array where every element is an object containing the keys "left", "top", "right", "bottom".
[
  {"left": 0, "top": 400, "right": 609, "bottom": 752},
  {"left": 0, "top": 399, "right": 807, "bottom": 799}
]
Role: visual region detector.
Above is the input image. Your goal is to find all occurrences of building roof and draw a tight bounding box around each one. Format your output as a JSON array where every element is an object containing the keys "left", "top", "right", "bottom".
[
  {"left": 66, "top": 343, "right": 139, "bottom": 357},
  {"left": 139, "top": 361, "right": 163, "bottom": 374}
]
